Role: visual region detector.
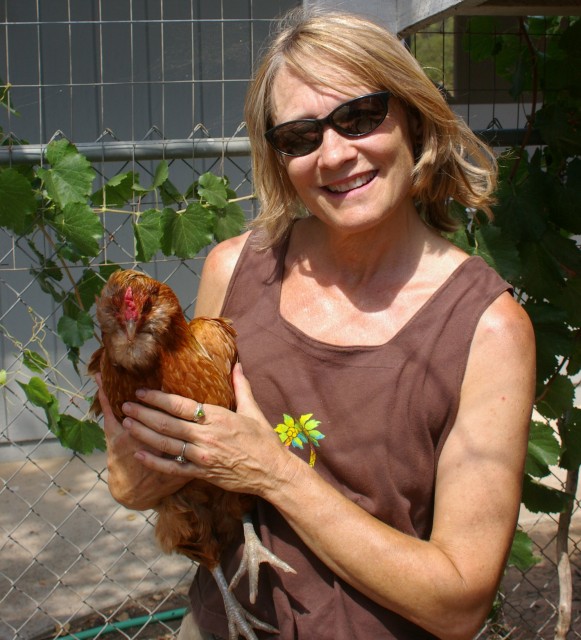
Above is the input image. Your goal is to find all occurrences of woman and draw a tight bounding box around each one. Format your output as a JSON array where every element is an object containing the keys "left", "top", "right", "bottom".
[{"left": 101, "top": 8, "right": 536, "bottom": 640}]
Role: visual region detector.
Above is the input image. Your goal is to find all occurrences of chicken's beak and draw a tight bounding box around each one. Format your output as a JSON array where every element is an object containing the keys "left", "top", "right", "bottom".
[{"left": 125, "top": 318, "right": 137, "bottom": 342}]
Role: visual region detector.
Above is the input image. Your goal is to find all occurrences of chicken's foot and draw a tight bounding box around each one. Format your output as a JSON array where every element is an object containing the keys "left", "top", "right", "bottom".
[
  {"left": 211, "top": 564, "right": 278, "bottom": 640},
  {"left": 229, "top": 512, "right": 296, "bottom": 604}
]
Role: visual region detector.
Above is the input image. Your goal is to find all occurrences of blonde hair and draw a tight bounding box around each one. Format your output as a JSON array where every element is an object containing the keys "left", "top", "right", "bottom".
[{"left": 244, "top": 7, "right": 497, "bottom": 247}]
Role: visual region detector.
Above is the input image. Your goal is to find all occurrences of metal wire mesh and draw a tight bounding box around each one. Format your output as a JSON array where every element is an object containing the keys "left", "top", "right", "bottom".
[{"left": 0, "top": 3, "right": 579, "bottom": 639}]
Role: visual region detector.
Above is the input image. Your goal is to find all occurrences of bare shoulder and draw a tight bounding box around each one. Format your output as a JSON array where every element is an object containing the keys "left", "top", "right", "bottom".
[
  {"left": 463, "top": 290, "right": 536, "bottom": 409},
  {"left": 474, "top": 290, "right": 535, "bottom": 356},
  {"left": 194, "top": 231, "right": 252, "bottom": 316}
]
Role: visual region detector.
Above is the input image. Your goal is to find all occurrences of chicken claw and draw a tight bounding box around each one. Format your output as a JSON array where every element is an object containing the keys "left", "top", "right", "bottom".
[
  {"left": 230, "top": 513, "right": 296, "bottom": 604},
  {"left": 211, "top": 564, "right": 278, "bottom": 640}
]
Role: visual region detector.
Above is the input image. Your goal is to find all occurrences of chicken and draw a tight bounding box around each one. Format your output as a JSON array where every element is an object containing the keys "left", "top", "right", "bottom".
[{"left": 88, "top": 269, "right": 294, "bottom": 640}]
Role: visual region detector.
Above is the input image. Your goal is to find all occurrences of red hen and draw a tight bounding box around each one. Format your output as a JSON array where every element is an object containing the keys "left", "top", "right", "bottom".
[{"left": 88, "top": 269, "right": 293, "bottom": 640}]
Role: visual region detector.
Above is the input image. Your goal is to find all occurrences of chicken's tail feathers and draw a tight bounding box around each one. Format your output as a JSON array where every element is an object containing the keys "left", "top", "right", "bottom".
[
  {"left": 155, "top": 491, "right": 222, "bottom": 567},
  {"left": 88, "top": 395, "right": 103, "bottom": 418},
  {"left": 87, "top": 345, "right": 103, "bottom": 376},
  {"left": 87, "top": 347, "right": 104, "bottom": 417}
]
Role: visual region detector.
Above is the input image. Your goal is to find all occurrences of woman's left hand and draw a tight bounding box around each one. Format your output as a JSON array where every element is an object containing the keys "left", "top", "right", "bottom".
[{"left": 120, "top": 363, "right": 295, "bottom": 497}]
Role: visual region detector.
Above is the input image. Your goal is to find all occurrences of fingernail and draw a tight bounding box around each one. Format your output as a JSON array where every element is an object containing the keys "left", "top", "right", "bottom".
[
  {"left": 136, "top": 389, "right": 146, "bottom": 399},
  {"left": 122, "top": 402, "right": 132, "bottom": 413},
  {"left": 122, "top": 418, "right": 132, "bottom": 429}
]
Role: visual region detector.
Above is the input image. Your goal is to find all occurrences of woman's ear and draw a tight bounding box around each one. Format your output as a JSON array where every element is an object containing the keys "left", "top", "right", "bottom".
[
  {"left": 408, "top": 109, "right": 423, "bottom": 161},
  {"left": 408, "top": 109, "right": 423, "bottom": 142}
]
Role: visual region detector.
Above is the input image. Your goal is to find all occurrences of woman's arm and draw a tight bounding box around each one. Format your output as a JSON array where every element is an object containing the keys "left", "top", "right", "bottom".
[
  {"left": 121, "top": 292, "right": 535, "bottom": 640},
  {"left": 99, "top": 378, "right": 186, "bottom": 510}
]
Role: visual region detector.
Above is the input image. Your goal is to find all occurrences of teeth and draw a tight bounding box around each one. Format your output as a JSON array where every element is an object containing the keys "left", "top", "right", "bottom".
[{"left": 327, "top": 172, "right": 375, "bottom": 193}]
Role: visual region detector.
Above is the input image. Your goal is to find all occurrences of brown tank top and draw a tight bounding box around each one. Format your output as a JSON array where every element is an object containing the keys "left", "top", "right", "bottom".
[{"left": 189, "top": 231, "right": 511, "bottom": 639}]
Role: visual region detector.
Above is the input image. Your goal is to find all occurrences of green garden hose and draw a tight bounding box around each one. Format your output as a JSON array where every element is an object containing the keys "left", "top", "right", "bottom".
[{"left": 56, "top": 606, "right": 188, "bottom": 640}]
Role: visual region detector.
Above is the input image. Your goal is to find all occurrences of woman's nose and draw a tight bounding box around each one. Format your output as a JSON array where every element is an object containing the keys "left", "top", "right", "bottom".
[{"left": 317, "top": 127, "right": 358, "bottom": 168}]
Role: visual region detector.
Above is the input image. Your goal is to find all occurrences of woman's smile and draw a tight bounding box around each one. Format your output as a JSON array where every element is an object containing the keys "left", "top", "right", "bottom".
[{"left": 325, "top": 170, "right": 378, "bottom": 194}]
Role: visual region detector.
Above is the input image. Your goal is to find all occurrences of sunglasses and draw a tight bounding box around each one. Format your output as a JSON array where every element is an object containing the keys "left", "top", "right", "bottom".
[{"left": 264, "top": 91, "right": 391, "bottom": 157}]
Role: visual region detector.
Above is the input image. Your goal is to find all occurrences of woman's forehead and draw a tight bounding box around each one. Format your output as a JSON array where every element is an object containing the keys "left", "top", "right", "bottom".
[{"left": 270, "top": 64, "right": 366, "bottom": 106}]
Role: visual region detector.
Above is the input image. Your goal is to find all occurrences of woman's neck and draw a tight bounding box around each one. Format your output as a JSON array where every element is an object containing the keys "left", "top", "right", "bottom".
[{"left": 288, "top": 212, "right": 439, "bottom": 292}]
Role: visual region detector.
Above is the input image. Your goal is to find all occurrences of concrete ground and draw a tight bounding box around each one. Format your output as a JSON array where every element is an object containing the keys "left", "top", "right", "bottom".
[
  {"left": 0, "top": 452, "right": 195, "bottom": 640},
  {"left": 1, "top": 451, "right": 579, "bottom": 640}
]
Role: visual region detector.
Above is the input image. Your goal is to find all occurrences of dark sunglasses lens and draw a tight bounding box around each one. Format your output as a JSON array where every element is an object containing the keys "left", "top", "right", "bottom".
[
  {"left": 269, "top": 121, "right": 321, "bottom": 156},
  {"left": 266, "top": 92, "right": 389, "bottom": 156},
  {"left": 333, "top": 95, "right": 388, "bottom": 135}
]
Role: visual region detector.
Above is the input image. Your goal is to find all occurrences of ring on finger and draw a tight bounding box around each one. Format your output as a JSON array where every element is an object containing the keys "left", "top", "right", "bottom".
[
  {"left": 192, "top": 402, "right": 205, "bottom": 423},
  {"left": 175, "top": 441, "right": 188, "bottom": 464}
]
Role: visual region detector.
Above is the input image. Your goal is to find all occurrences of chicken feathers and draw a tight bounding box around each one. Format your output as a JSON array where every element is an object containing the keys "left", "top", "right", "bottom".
[{"left": 88, "top": 269, "right": 293, "bottom": 640}]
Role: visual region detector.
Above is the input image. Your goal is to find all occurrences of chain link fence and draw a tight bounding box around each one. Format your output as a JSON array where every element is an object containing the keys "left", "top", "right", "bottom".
[{"left": 0, "top": 2, "right": 579, "bottom": 639}]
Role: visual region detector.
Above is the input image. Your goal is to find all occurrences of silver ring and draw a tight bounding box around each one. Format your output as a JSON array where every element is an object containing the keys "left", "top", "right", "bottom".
[
  {"left": 175, "top": 441, "right": 188, "bottom": 464},
  {"left": 192, "top": 402, "right": 205, "bottom": 423}
]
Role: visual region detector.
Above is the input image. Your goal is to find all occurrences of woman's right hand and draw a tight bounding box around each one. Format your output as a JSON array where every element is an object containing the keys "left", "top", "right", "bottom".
[{"left": 98, "top": 376, "right": 189, "bottom": 510}]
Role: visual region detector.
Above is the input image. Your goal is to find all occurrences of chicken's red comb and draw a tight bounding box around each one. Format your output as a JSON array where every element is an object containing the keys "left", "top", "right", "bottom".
[{"left": 124, "top": 286, "right": 139, "bottom": 321}]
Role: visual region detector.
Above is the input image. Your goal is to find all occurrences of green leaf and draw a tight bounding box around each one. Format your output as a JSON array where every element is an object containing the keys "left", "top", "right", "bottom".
[
  {"left": 134, "top": 208, "right": 162, "bottom": 261},
  {"left": 473, "top": 225, "right": 521, "bottom": 281},
  {"left": 553, "top": 274, "right": 581, "bottom": 329},
  {"left": 447, "top": 227, "right": 474, "bottom": 254},
  {"left": 160, "top": 203, "right": 214, "bottom": 259},
  {"left": 57, "top": 310, "right": 94, "bottom": 348},
  {"left": 493, "top": 160, "right": 548, "bottom": 244},
  {"left": 507, "top": 45, "right": 531, "bottom": 99},
  {"left": 75, "top": 268, "right": 108, "bottom": 312},
  {"left": 462, "top": 17, "right": 500, "bottom": 61},
  {"left": 51, "top": 202, "right": 103, "bottom": 256},
  {"left": 535, "top": 374, "right": 575, "bottom": 420},
  {"left": 525, "top": 301, "right": 572, "bottom": 385},
  {"left": 131, "top": 161, "right": 169, "bottom": 194},
  {"left": 535, "top": 102, "right": 581, "bottom": 158},
  {"left": 67, "top": 345, "right": 82, "bottom": 375},
  {"left": 567, "top": 328, "right": 581, "bottom": 377},
  {"left": 22, "top": 350, "right": 49, "bottom": 373},
  {"left": 525, "top": 421, "right": 560, "bottom": 478},
  {"left": 551, "top": 158, "right": 581, "bottom": 234},
  {"left": 559, "top": 407, "right": 581, "bottom": 470},
  {"left": 91, "top": 171, "right": 138, "bottom": 207},
  {"left": 38, "top": 140, "right": 95, "bottom": 207},
  {"left": 152, "top": 160, "right": 169, "bottom": 189},
  {"left": 159, "top": 178, "right": 183, "bottom": 206},
  {"left": 508, "top": 529, "right": 541, "bottom": 571},
  {"left": 17, "top": 376, "right": 54, "bottom": 408},
  {"left": 519, "top": 240, "right": 566, "bottom": 302},
  {"left": 131, "top": 179, "right": 150, "bottom": 194},
  {"left": 542, "top": 229, "right": 581, "bottom": 277},
  {"left": 30, "top": 267, "right": 65, "bottom": 303},
  {"left": 0, "top": 168, "right": 36, "bottom": 234},
  {"left": 44, "top": 138, "right": 75, "bottom": 165},
  {"left": 212, "top": 201, "right": 246, "bottom": 242},
  {"left": 27, "top": 240, "right": 64, "bottom": 282},
  {"left": 0, "top": 370, "right": 6, "bottom": 386},
  {"left": 198, "top": 172, "right": 228, "bottom": 208},
  {"left": 521, "top": 474, "right": 571, "bottom": 514},
  {"left": 57, "top": 415, "right": 106, "bottom": 454}
]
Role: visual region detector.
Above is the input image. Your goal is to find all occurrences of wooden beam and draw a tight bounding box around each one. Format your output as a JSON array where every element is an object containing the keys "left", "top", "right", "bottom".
[
  {"left": 304, "top": 0, "right": 398, "bottom": 29},
  {"left": 305, "top": 1, "right": 581, "bottom": 37},
  {"left": 398, "top": 0, "right": 485, "bottom": 36},
  {"left": 398, "top": 0, "right": 581, "bottom": 36}
]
